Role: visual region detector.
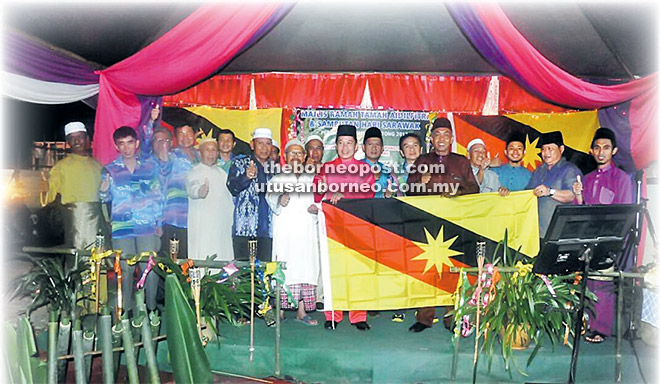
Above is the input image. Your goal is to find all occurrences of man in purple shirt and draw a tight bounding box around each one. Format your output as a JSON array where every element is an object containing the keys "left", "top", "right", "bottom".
[{"left": 573, "top": 127, "right": 633, "bottom": 343}]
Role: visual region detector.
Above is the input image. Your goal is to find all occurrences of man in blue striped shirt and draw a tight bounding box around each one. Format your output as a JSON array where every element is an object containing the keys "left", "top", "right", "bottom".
[{"left": 100, "top": 126, "right": 163, "bottom": 313}]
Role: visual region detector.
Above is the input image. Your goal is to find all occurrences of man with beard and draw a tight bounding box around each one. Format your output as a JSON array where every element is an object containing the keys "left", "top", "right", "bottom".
[
  {"left": 573, "top": 128, "right": 632, "bottom": 343},
  {"left": 186, "top": 136, "right": 234, "bottom": 263},
  {"left": 266, "top": 139, "right": 320, "bottom": 325}
]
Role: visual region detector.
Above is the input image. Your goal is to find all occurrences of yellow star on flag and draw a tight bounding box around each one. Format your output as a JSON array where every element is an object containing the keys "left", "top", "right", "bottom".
[
  {"left": 411, "top": 226, "right": 463, "bottom": 275},
  {"left": 522, "top": 134, "right": 542, "bottom": 170}
]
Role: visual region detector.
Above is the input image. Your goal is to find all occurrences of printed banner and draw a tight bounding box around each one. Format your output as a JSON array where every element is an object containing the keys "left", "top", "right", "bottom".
[{"left": 297, "top": 109, "right": 431, "bottom": 168}]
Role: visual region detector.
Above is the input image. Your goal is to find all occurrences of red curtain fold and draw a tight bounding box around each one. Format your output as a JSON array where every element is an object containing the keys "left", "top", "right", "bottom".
[
  {"left": 498, "top": 77, "right": 571, "bottom": 114},
  {"left": 253, "top": 73, "right": 367, "bottom": 109},
  {"left": 162, "top": 75, "right": 253, "bottom": 108},
  {"left": 93, "top": 3, "right": 284, "bottom": 164},
  {"left": 366, "top": 74, "right": 490, "bottom": 112}
]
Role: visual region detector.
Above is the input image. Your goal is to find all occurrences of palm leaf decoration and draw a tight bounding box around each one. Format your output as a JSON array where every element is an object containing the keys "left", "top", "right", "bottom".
[{"left": 10, "top": 254, "right": 90, "bottom": 317}]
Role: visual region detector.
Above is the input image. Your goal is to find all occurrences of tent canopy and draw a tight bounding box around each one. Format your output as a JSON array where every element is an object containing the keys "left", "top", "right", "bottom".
[{"left": 5, "top": 2, "right": 657, "bottom": 79}]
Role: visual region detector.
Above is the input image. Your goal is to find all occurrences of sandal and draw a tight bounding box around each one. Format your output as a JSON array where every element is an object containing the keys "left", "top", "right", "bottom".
[
  {"left": 585, "top": 330, "right": 607, "bottom": 343},
  {"left": 295, "top": 315, "right": 318, "bottom": 326}
]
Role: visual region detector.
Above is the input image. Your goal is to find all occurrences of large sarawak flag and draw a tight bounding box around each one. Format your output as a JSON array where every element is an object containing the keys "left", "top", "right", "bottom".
[{"left": 319, "top": 191, "right": 539, "bottom": 311}]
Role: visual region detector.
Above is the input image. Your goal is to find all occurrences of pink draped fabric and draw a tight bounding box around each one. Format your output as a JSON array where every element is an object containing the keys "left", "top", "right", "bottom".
[
  {"left": 472, "top": 3, "right": 657, "bottom": 109},
  {"left": 461, "top": 3, "right": 658, "bottom": 169},
  {"left": 93, "top": 3, "right": 284, "bottom": 164}
]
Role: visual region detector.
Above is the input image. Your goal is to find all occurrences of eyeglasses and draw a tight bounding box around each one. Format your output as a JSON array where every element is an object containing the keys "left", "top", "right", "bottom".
[
  {"left": 287, "top": 151, "right": 304, "bottom": 156},
  {"left": 155, "top": 138, "right": 172, "bottom": 144}
]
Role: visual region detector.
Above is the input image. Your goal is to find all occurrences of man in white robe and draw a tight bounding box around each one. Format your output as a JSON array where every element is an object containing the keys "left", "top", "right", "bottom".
[
  {"left": 266, "top": 139, "right": 320, "bottom": 325},
  {"left": 186, "top": 138, "right": 234, "bottom": 262}
]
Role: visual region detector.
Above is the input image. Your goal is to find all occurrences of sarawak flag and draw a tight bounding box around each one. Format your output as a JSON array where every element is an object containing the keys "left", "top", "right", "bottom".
[{"left": 319, "top": 191, "right": 539, "bottom": 311}]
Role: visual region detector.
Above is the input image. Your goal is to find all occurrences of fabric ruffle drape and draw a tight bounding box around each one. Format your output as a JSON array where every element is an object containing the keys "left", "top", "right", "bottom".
[
  {"left": 93, "top": 3, "right": 289, "bottom": 164},
  {"left": 447, "top": 2, "right": 657, "bottom": 169}
]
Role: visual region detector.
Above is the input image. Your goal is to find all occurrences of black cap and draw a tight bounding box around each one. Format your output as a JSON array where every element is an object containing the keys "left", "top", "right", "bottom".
[
  {"left": 363, "top": 127, "right": 383, "bottom": 144},
  {"left": 336, "top": 124, "right": 357, "bottom": 141},
  {"left": 591, "top": 127, "right": 617, "bottom": 148},
  {"left": 431, "top": 117, "right": 452, "bottom": 132},
  {"left": 506, "top": 131, "right": 526, "bottom": 147},
  {"left": 538, "top": 131, "right": 564, "bottom": 148}
]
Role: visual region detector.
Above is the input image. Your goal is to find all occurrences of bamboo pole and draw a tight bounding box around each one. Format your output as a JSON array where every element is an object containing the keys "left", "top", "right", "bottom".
[
  {"left": 97, "top": 313, "right": 114, "bottom": 384},
  {"left": 111, "top": 323, "right": 122, "bottom": 378},
  {"left": 71, "top": 321, "right": 86, "bottom": 384},
  {"left": 138, "top": 312, "right": 161, "bottom": 384},
  {"left": 56, "top": 315, "right": 71, "bottom": 383},
  {"left": 47, "top": 311, "right": 59, "bottom": 384},
  {"left": 82, "top": 329, "right": 95, "bottom": 383},
  {"left": 120, "top": 318, "right": 139, "bottom": 384}
]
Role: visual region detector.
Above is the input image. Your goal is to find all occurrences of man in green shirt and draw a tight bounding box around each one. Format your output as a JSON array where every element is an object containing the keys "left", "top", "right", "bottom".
[{"left": 44, "top": 121, "right": 103, "bottom": 250}]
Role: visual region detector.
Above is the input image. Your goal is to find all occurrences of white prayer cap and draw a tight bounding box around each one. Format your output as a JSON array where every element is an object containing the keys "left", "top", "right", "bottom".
[
  {"left": 272, "top": 139, "right": 279, "bottom": 149},
  {"left": 284, "top": 139, "right": 305, "bottom": 153},
  {"left": 467, "top": 138, "right": 486, "bottom": 152},
  {"left": 252, "top": 128, "right": 273, "bottom": 140},
  {"left": 304, "top": 134, "right": 323, "bottom": 146},
  {"left": 64, "top": 121, "right": 86, "bottom": 136}
]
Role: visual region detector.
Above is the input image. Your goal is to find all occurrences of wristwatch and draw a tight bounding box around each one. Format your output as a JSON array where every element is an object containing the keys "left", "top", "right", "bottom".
[{"left": 548, "top": 188, "right": 556, "bottom": 197}]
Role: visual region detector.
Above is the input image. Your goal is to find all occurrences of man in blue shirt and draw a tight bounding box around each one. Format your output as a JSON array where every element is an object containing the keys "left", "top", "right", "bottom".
[
  {"left": 526, "top": 131, "right": 582, "bottom": 238},
  {"left": 493, "top": 131, "right": 532, "bottom": 194},
  {"left": 227, "top": 128, "right": 274, "bottom": 261},
  {"left": 100, "top": 126, "right": 163, "bottom": 313},
  {"left": 362, "top": 127, "right": 396, "bottom": 198}
]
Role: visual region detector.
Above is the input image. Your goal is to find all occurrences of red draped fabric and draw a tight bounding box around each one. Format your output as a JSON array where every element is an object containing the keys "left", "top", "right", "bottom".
[
  {"left": 498, "top": 77, "right": 571, "bottom": 114},
  {"left": 471, "top": 3, "right": 658, "bottom": 109},
  {"left": 366, "top": 74, "right": 490, "bottom": 112},
  {"left": 254, "top": 73, "right": 367, "bottom": 109},
  {"left": 449, "top": 2, "right": 658, "bottom": 169},
  {"left": 162, "top": 75, "right": 253, "bottom": 108},
  {"left": 93, "top": 3, "right": 284, "bottom": 164}
]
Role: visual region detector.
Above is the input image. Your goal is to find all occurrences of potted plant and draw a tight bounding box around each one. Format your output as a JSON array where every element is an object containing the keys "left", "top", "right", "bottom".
[{"left": 451, "top": 232, "right": 596, "bottom": 377}]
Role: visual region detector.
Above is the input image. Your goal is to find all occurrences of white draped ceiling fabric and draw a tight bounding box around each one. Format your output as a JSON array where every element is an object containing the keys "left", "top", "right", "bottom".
[{"left": 3, "top": 72, "right": 99, "bottom": 104}]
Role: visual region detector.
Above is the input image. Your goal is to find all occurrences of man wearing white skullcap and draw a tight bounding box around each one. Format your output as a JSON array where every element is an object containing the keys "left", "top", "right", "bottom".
[
  {"left": 467, "top": 138, "right": 500, "bottom": 193},
  {"left": 304, "top": 135, "right": 324, "bottom": 166},
  {"left": 269, "top": 139, "right": 281, "bottom": 163},
  {"left": 43, "top": 121, "right": 104, "bottom": 250},
  {"left": 227, "top": 127, "right": 275, "bottom": 263},
  {"left": 266, "top": 139, "right": 321, "bottom": 325}
]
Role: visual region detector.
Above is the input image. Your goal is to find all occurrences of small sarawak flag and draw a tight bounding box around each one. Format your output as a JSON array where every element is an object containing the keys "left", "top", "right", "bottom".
[{"left": 319, "top": 191, "right": 539, "bottom": 311}]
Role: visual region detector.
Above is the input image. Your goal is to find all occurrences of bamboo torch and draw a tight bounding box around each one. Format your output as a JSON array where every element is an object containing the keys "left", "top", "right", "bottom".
[
  {"left": 114, "top": 250, "right": 123, "bottom": 321},
  {"left": 248, "top": 239, "right": 257, "bottom": 362},
  {"left": 189, "top": 267, "right": 204, "bottom": 345}
]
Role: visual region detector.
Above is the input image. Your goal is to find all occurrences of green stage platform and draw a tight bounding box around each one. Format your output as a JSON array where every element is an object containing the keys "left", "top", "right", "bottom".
[{"left": 150, "top": 309, "right": 656, "bottom": 383}]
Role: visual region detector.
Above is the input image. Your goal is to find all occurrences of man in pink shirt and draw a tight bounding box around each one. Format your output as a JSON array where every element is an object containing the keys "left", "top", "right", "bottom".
[{"left": 314, "top": 124, "right": 375, "bottom": 331}]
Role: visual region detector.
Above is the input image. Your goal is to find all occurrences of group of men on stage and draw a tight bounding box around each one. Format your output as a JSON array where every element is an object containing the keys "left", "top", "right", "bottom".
[{"left": 44, "top": 110, "right": 632, "bottom": 341}]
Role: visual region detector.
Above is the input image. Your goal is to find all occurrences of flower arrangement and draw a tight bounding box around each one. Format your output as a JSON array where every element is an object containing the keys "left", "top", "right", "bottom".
[{"left": 451, "top": 232, "right": 596, "bottom": 377}]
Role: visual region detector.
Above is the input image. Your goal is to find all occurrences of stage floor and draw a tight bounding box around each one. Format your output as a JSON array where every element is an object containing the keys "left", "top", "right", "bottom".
[{"left": 152, "top": 309, "right": 657, "bottom": 383}]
